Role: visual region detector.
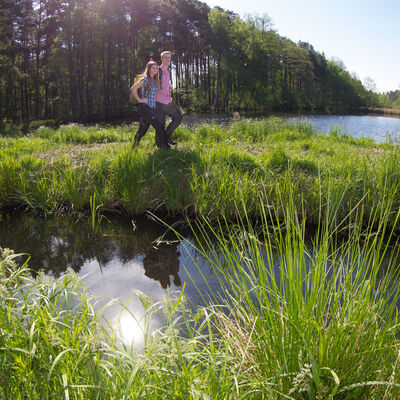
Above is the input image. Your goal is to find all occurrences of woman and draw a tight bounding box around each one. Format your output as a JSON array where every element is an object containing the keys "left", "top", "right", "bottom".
[{"left": 130, "top": 61, "right": 169, "bottom": 149}]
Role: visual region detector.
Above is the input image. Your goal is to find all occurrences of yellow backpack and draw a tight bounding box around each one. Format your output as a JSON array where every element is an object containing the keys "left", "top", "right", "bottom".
[{"left": 129, "top": 75, "right": 145, "bottom": 104}]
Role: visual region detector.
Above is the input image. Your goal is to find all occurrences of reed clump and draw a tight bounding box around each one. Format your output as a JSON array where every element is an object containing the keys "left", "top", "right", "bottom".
[{"left": 175, "top": 190, "right": 400, "bottom": 399}]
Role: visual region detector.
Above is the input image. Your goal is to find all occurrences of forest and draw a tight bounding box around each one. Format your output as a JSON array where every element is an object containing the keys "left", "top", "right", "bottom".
[{"left": 0, "top": 0, "right": 390, "bottom": 124}]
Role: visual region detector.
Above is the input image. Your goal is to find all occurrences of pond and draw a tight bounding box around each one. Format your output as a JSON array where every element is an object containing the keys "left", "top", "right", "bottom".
[
  {"left": 296, "top": 114, "right": 400, "bottom": 143},
  {"left": 0, "top": 212, "right": 232, "bottom": 347}
]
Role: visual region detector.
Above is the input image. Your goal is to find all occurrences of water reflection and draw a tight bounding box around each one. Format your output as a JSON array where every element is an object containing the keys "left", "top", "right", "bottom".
[
  {"left": 0, "top": 212, "right": 183, "bottom": 282},
  {"left": 0, "top": 211, "right": 219, "bottom": 345},
  {"left": 143, "top": 241, "right": 181, "bottom": 288},
  {"left": 78, "top": 255, "right": 169, "bottom": 348},
  {"left": 2, "top": 211, "right": 398, "bottom": 348}
]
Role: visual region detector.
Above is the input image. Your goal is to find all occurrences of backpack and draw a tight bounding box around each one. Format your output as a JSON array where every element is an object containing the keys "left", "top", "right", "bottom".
[
  {"left": 129, "top": 75, "right": 144, "bottom": 104},
  {"left": 129, "top": 76, "right": 146, "bottom": 120}
]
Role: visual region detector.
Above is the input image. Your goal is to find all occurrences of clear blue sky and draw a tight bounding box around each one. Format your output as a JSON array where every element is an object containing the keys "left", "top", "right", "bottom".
[{"left": 203, "top": 0, "right": 400, "bottom": 93}]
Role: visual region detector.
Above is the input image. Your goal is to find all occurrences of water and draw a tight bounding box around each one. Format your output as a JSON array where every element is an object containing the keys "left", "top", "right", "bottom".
[
  {"left": 0, "top": 212, "right": 219, "bottom": 347},
  {"left": 296, "top": 114, "right": 400, "bottom": 143},
  {"left": 183, "top": 112, "right": 400, "bottom": 143},
  {"left": 2, "top": 211, "right": 399, "bottom": 348}
]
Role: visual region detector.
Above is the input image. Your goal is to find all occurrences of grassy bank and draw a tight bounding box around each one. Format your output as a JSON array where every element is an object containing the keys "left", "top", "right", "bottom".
[
  {"left": 1, "top": 118, "right": 400, "bottom": 230},
  {"left": 1, "top": 196, "right": 400, "bottom": 399}
]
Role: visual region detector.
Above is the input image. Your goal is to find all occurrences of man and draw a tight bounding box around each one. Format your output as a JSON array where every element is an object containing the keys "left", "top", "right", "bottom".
[{"left": 155, "top": 51, "right": 182, "bottom": 146}]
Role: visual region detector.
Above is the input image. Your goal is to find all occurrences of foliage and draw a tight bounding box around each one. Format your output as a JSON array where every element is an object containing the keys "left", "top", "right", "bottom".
[
  {"left": 378, "top": 90, "right": 400, "bottom": 109},
  {"left": 0, "top": 0, "right": 377, "bottom": 124}
]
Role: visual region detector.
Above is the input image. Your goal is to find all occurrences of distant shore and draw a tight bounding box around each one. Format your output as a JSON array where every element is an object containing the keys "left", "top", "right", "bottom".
[{"left": 363, "top": 107, "right": 400, "bottom": 116}]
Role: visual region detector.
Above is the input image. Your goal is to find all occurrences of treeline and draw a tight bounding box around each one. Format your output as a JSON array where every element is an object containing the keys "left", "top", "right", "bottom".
[
  {"left": 378, "top": 90, "right": 400, "bottom": 109},
  {"left": 0, "top": 0, "right": 379, "bottom": 123}
]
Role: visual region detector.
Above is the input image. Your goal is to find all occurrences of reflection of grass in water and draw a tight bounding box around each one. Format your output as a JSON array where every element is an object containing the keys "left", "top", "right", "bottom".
[
  {"left": 1, "top": 118, "right": 400, "bottom": 231},
  {"left": 2, "top": 194, "right": 400, "bottom": 398}
]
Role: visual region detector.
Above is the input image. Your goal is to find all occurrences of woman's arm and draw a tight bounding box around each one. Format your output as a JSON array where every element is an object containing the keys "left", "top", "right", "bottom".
[{"left": 129, "top": 79, "right": 147, "bottom": 103}]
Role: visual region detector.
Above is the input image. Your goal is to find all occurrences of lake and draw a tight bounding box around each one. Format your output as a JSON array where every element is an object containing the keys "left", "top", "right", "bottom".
[{"left": 183, "top": 112, "right": 400, "bottom": 143}]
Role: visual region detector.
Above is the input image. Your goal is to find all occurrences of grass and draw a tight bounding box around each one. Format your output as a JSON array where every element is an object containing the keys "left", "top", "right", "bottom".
[
  {"left": 178, "top": 191, "right": 400, "bottom": 399},
  {"left": 0, "top": 247, "right": 242, "bottom": 399},
  {"left": 2, "top": 118, "right": 400, "bottom": 398},
  {"left": 1, "top": 187, "right": 400, "bottom": 399},
  {"left": 1, "top": 118, "right": 400, "bottom": 231}
]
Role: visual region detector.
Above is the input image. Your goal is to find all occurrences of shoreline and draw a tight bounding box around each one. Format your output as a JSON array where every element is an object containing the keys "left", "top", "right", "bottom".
[
  {"left": 3, "top": 108, "right": 400, "bottom": 134},
  {"left": 362, "top": 106, "right": 400, "bottom": 116}
]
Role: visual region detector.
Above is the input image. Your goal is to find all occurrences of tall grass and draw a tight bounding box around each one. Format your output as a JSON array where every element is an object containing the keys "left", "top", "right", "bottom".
[
  {"left": 175, "top": 186, "right": 400, "bottom": 399},
  {"left": 2, "top": 184, "right": 400, "bottom": 398},
  {"left": 1, "top": 118, "right": 400, "bottom": 232},
  {"left": 0, "top": 247, "right": 236, "bottom": 399},
  {"left": 31, "top": 123, "right": 132, "bottom": 144}
]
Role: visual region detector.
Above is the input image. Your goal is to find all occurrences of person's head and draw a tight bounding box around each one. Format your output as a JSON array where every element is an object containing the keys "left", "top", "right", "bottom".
[
  {"left": 160, "top": 51, "right": 172, "bottom": 66},
  {"left": 143, "top": 61, "right": 159, "bottom": 79},
  {"left": 141, "top": 61, "right": 160, "bottom": 90}
]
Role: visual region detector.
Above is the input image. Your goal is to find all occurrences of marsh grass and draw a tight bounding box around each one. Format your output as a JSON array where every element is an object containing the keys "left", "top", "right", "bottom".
[
  {"left": 1, "top": 118, "right": 400, "bottom": 232},
  {"left": 0, "top": 247, "right": 239, "bottom": 399},
  {"left": 2, "top": 185, "right": 400, "bottom": 399},
  {"left": 172, "top": 188, "right": 400, "bottom": 399}
]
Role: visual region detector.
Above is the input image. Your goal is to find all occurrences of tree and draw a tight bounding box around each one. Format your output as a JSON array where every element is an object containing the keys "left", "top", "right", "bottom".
[
  {"left": 0, "top": 0, "right": 376, "bottom": 123},
  {"left": 363, "top": 77, "right": 377, "bottom": 92}
]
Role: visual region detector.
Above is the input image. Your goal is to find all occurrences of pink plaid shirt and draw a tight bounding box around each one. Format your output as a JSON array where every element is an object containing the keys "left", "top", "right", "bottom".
[{"left": 156, "top": 65, "right": 172, "bottom": 104}]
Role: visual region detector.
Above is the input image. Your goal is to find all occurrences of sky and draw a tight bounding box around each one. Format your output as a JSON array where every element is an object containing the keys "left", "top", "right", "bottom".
[{"left": 202, "top": 0, "right": 400, "bottom": 93}]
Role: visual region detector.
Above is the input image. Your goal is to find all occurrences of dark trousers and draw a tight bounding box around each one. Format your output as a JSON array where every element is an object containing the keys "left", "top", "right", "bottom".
[
  {"left": 134, "top": 104, "right": 169, "bottom": 149},
  {"left": 155, "top": 101, "right": 182, "bottom": 139}
]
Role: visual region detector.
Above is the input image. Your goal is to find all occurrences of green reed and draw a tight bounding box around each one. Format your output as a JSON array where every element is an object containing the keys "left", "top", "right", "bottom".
[
  {"left": 1, "top": 118, "right": 400, "bottom": 232},
  {"left": 0, "top": 247, "right": 237, "bottom": 399},
  {"left": 2, "top": 181, "right": 400, "bottom": 399},
  {"left": 174, "top": 184, "right": 400, "bottom": 399}
]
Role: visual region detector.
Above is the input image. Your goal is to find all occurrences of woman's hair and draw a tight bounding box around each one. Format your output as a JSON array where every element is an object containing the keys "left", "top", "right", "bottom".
[{"left": 140, "top": 61, "right": 160, "bottom": 92}]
